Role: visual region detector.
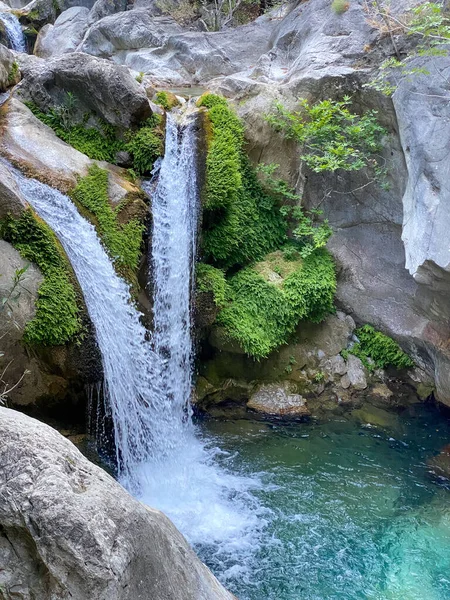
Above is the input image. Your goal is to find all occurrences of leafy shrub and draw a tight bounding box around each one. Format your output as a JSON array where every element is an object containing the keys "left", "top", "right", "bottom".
[
  {"left": 196, "top": 263, "right": 227, "bottom": 308},
  {"left": 1, "top": 210, "right": 80, "bottom": 345},
  {"left": 367, "top": 2, "right": 450, "bottom": 95},
  {"left": 266, "top": 97, "right": 386, "bottom": 173},
  {"left": 70, "top": 165, "right": 144, "bottom": 278},
  {"left": 348, "top": 324, "right": 414, "bottom": 370},
  {"left": 217, "top": 249, "right": 336, "bottom": 359}
]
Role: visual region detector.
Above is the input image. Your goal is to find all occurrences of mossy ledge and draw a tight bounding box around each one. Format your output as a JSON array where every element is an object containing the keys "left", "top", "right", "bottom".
[
  {"left": 24, "top": 101, "right": 164, "bottom": 175},
  {"left": 196, "top": 94, "right": 337, "bottom": 359},
  {"left": 69, "top": 165, "right": 145, "bottom": 285},
  {"left": 1, "top": 209, "right": 81, "bottom": 346}
]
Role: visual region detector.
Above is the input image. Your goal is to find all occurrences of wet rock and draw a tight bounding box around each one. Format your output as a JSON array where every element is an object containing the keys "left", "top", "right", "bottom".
[
  {"left": 428, "top": 444, "right": 450, "bottom": 480},
  {"left": 34, "top": 7, "right": 90, "bottom": 58},
  {"left": 0, "top": 407, "right": 235, "bottom": 600},
  {"left": 346, "top": 355, "right": 368, "bottom": 391},
  {"left": 247, "top": 382, "right": 310, "bottom": 417},
  {"left": 322, "top": 354, "right": 347, "bottom": 377}
]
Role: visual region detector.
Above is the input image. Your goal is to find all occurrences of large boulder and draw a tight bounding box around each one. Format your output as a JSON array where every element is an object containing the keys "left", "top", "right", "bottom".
[
  {"left": 16, "top": 51, "right": 152, "bottom": 127},
  {"left": 0, "top": 407, "right": 235, "bottom": 600},
  {"left": 34, "top": 6, "right": 90, "bottom": 58}
]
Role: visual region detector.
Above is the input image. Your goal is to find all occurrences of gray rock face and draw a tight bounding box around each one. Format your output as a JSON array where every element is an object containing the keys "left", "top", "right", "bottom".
[
  {"left": 16, "top": 52, "right": 152, "bottom": 127},
  {"left": 0, "top": 241, "right": 49, "bottom": 407},
  {"left": 248, "top": 382, "right": 309, "bottom": 417},
  {"left": 88, "top": 0, "right": 134, "bottom": 25},
  {"left": 79, "top": 11, "right": 272, "bottom": 84},
  {"left": 34, "top": 7, "right": 90, "bottom": 58},
  {"left": 0, "top": 43, "right": 17, "bottom": 92},
  {"left": 345, "top": 355, "right": 368, "bottom": 391},
  {"left": 0, "top": 160, "right": 28, "bottom": 217},
  {"left": 0, "top": 407, "right": 235, "bottom": 600}
]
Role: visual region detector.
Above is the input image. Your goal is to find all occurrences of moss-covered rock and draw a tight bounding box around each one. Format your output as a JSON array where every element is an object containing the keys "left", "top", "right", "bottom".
[{"left": 0, "top": 209, "right": 81, "bottom": 346}]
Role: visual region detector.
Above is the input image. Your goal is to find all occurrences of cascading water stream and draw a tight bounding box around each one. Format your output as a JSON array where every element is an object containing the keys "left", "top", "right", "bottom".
[
  {"left": 0, "top": 13, "right": 26, "bottom": 52},
  {"left": 6, "top": 162, "right": 166, "bottom": 486},
  {"left": 3, "top": 110, "right": 263, "bottom": 563}
]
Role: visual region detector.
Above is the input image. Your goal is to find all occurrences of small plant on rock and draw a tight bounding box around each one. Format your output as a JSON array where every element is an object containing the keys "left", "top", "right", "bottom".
[{"left": 331, "top": 0, "right": 349, "bottom": 15}]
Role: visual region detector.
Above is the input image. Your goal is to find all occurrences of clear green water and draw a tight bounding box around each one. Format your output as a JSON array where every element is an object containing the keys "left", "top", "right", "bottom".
[{"left": 196, "top": 403, "right": 450, "bottom": 600}]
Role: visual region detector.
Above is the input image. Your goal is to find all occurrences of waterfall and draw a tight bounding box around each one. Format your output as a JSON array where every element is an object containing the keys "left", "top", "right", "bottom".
[
  {"left": 143, "top": 111, "right": 199, "bottom": 442},
  {"left": 0, "top": 13, "right": 26, "bottom": 52},
  {"left": 3, "top": 110, "right": 262, "bottom": 567},
  {"left": 7, "top": 162, "right": 165, "bottom": 485}
]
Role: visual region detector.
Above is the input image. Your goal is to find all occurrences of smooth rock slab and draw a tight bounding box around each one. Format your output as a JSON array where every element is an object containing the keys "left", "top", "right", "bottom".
[
  {"left": 248, "top": 382, "right": 310, "bottom": 417},
  {"left": 0, "top": 407, "right": 235, "bottom": 600}
]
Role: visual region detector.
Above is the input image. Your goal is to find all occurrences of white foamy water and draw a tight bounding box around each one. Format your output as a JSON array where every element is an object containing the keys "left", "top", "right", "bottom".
[
  {"left": 3, "top": 111, "right": 264, "bottom": 569},
  {"left": 0, "top": 12, "right": 26, "bottom": 52}
]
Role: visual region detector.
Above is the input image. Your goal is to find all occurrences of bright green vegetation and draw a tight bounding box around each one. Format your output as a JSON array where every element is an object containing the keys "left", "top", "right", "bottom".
[
  {"left": 70, "top": 165, "right": 144, "bottom": 279},
  {"left": 266, "top": 97, "right": 386, "bottom": 173},
  {"left": 331, "top": 0, "right": 349, "bottom": 14},
  {"left": 124, "top": 115, "right": 164, "bottom": 175},
  {"left": 7, "top": 61, "right": 19, "bottom": 85},
  {"left": 344, "top": 324, "right": 414, "bottom": 371},
  {"left": 198, "top": 94, "right": 287, "bottom": 269},
  {"left": 0, "top": 210, "right": 80, "bottom": 346},
  {"left": 197, "top": 94, "right": 337, "bottom": 358},
  {"left": 24, "top": 99, "right": 164, "bottom": 174},
  {"left": 368, "top": 2, "right": 450, "bottom": 95},
  {"left": 196, "top": 263, "right": 227, "bottom": 308},
  {"left": 155, "top": 91, "right": 180, "bottom": 110},
  {"left": 217, "top": 249, "right": 336, "bottom": 359}
]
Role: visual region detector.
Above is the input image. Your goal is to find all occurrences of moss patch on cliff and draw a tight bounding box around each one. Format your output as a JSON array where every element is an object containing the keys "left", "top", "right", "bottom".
[
  {"left": 1, "top": 209, "right": 81, "bottom": 346},
  {"left": 217, "top": 249, "right": 336, "bottom": 359},
  {"left": 70, "top": 165, "right": 144, "bottom": 280},
  {"left": 125, "top": 115, "right": 164, "bottom": 175},
  {"left": 198, "top": 94, "right": 287, "bottom": 269},
  {"left": 197, "top": 94, "right": 337, "bottom": 359},
  {"left": 344, "top": 325, "right": 414, "bottom": 371}
]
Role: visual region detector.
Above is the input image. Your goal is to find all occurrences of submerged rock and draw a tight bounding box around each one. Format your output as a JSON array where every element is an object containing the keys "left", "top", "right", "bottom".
[{"left": 0, "top": 407, "right": 235, "bottom": 600}]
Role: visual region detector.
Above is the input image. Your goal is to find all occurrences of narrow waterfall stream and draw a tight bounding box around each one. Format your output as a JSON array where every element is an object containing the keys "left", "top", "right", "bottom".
[{"left": 0, "top": 13, "right": 26, "bottom": 52}]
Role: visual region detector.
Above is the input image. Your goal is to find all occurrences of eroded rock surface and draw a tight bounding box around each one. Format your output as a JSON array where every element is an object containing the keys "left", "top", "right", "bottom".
[{"left": 0, "top": 407, "right": 235, "bottom": 600}]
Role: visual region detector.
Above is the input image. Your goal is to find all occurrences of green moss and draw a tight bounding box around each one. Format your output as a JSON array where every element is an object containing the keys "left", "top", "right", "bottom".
[
  {"left": 7, "top": 61, "right": 19, "bottom": 85},
  {"left": 155, "top": 91, "right": 180, "bottom": 110},
  {"left": 217, "top": 249, "right": 336, "bottom": 359},
  {"left": 196, "top": 263, "right": 227, "bottom": 308},
  {"left": 0, "top": 210, "right": 80, "bottom": 346},
  {"left": 124, "top": 115, "right": 164, "bottom": 175},
  {"left": 347, "top": 325, "right": 414, "bottom": 371},
  {"left": 24, "top": 102, "right": 164, "bottom": 174},
  {"left": 70, "top": 165, "right": 144, "bottom": 279},
  {"left": 199, "top": 95, "right": 286, "bottom": 269}
]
